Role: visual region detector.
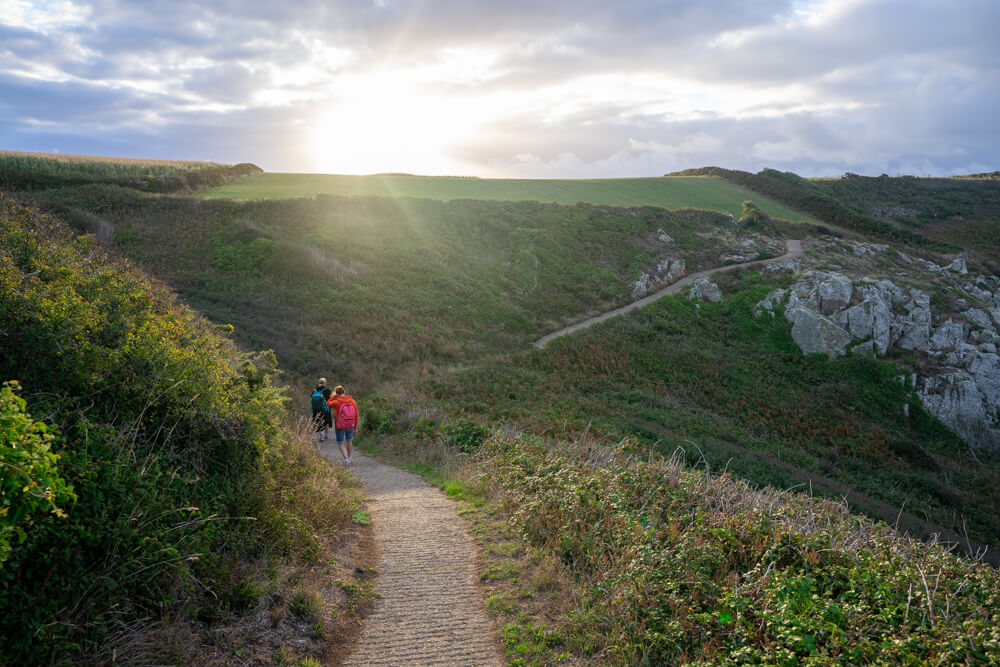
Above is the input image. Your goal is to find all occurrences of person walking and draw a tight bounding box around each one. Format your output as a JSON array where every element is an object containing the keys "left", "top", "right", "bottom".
[
  {"left": 327, "top": 385, "right": 359, "bottom": 464},
  {"left": 310, "top": 378, "right": 332, "bottom": 442}
]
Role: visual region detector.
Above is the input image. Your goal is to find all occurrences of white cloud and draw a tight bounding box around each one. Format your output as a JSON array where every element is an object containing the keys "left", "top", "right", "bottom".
[{"left": 0, "top": 0, "right": 997, "bottom": 176}]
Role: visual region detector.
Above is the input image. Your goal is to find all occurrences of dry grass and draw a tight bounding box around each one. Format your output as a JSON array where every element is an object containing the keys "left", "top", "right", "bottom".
[{"left": 85, "top": 422, "right": 378, "bottom": 665}]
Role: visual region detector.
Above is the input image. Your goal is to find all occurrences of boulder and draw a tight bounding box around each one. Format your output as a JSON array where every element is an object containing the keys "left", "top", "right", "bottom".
[
  {"left": 688, "top": 278, "right": 722, "bottom": 303},
  {"left": 930, "top": 320, "right": 967, "bottom": 351},
  {"left": 965, "top": 308, "right": 996, "bottom": 333},
  {"left": 816, "top": 273, "right": 854, "bottom": 316},
  {"left": 947, "top": 257, "right": 969, "bottom": 274},
  {"left": 895, "top": 290, "right": 933, "bottom": 350},
  {"left": 918, "top": 359, "right": 1000, "bottom": 453},
  {"left": 764, "top": 259, "right": 799, "bottom": 273},
  {"left": 786, "top": 307, "right": 851, "bottom": 358},
  {"left": 837, "top": 296, "right": 893, "bottom": 355},
  {"left": 657, "top": 229, "right": 674, "bottom": 244}
]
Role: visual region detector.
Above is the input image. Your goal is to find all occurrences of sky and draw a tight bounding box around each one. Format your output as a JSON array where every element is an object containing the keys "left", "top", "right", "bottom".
[{"left": 1, "top": 0, "right": 998, "bottom": 178}]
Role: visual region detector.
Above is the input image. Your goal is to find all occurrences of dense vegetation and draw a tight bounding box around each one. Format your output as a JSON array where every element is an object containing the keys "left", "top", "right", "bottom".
[
  {"left": 0, "top": 152, "right": 261, "bottom": 194},
  {"left": 0, "top": 193, "right": 360, "bottom": 663},
  {"left": 200, "top": 172, "right": 817, "bottom": 223},
  {"left": 813, "top": 173, "right": 1000, "bottom": 268},
  {"left": 427, "top": 268, "right": 1000, "bottom": 557},
  {"left": 5, "top": 157, "right": 1000, "bottom": 664},
  {"left": 459, "top": 432, "right": 1000, "bottom": 665},
  {"left": 26, "top": 183, "right": 763, "bottom": 388},
  {"left": 672, "top": 167, "right": 956, "bottom": 252}
]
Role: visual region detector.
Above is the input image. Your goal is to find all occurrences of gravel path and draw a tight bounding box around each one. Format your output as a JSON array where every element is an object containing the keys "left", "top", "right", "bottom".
[
  {"left": 534, "top": 239, "right": 804, "bottom": 348},
  {"left": 323, "top": 447, "right": 503, "bottom": 667}
]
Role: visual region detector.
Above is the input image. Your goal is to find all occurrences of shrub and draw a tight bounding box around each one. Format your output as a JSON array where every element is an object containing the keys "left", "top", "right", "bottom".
[
  {"left": 478, "top": 431, "right": 1000, "bottom": 665},
  {"left": 441, "top": 417, "right": 490, "bottom": 453},
  {"left": 0, "top": 194, "right": 291, "bottom": 661},
  {"left": 0, "top": 381, "right": 75, "bottom": 566}
]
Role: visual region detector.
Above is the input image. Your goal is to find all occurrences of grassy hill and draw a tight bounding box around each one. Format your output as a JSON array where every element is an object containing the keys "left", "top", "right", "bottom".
[
  {"left": 813, "top": 173, "right": 1000, "bottom": 268},
  {"left": 5, "top": 156, "right": 1000, "bottom": 664},
  {"left": 199, "top": 172, "right": 819, "bottom": 223}
]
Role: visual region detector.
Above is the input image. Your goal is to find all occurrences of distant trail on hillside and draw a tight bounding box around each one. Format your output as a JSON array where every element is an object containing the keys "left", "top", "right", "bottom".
[
  {"left": 324, "top": 448, "right": 503, "bottom": 667},
  {"left": 534, "top": 239, "right": 804, "bottom": 348}
]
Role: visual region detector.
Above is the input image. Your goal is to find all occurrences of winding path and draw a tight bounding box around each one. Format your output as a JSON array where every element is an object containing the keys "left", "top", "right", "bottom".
[
  {"left": 322, "top": 447, "right": 503, "bottom": 667},
  {"left": 534, "top": 239, "right": 804, "bottom": 348}
]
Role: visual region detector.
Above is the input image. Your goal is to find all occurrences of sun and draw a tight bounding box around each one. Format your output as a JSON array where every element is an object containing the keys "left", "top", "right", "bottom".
[{"left": 311, "top": 72, "right": 476, "bottom": 175}]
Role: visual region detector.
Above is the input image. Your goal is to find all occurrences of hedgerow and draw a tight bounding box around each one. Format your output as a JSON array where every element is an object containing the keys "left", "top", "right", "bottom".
[
  {"left": 0, "top": 193, "right": 315, "bottom": 661},
  {"left": 478, "top": 431, "right": 1000, "bottom": 665}
]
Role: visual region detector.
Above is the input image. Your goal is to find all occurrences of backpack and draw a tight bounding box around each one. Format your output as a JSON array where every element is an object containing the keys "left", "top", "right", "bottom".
[
  {"left": 336, "top": 401, "right": 358, "bottom": 429},
  {"left": 311, "top": 389, "right": 330, "bottom": 413}
]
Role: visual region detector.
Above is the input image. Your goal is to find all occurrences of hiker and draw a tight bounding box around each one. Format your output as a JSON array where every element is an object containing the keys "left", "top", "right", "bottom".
[
  {"left": 310, "top": 378, "right": 332, "bottom": 441},
  {"left": 327, "top": 385, "right": 359, "bottom": 464}
]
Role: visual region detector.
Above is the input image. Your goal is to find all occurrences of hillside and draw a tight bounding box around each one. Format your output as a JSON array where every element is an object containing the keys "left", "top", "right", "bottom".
[
  {"left": 199, "top": 172, "right": 818, "bottom": 223},
  {"left": 4, "top": 158, "right": 1000, "bottom": 664},
  {"left": 0, "top": 192, "right": 370, "bottom": 664}
]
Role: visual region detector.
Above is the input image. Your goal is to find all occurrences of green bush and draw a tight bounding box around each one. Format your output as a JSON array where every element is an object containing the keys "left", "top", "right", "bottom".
[
  {"left": 361, "top": 395, "right": 397, "bottom": 435},
  {"left": 0, "top": 381, "right": 76, "bottom": 566},
  {"left": 441, "top": 417, "right": 490, "bottom": 453},
  {"left": 212, "top": 237, "right": 274, "bottom": 276},
  {"left": 0, "top": 193, "right": 286, "bottom": 661}
]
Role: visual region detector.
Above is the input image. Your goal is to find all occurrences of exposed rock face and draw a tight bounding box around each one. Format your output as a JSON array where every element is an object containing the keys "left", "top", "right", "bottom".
[
  {"left": 688, "top": 278, "right": 722, "bottom": 303},
  {"left": 786, "top": 307, "right": 852, "bottom": 358},
  {"left": 756, "top": 270, "right": 1000, "bottom": 452},
  {"left": 632, "top": 258, "right": 685, "bottom": 297}
]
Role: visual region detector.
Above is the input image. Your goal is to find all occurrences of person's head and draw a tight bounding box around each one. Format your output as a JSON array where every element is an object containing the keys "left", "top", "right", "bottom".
[
  {"left": 318, "top": 378, "right": 327, "bottom": 387},
  {"left": 334, "top": 385, "right": 345, "bottom": 396}
]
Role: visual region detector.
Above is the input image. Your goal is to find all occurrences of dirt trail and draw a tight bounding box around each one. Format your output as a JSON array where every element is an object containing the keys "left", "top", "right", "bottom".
[
  {"left": 534, "top": 239, "right": 804, "bottom": 348},
  {"left": 321, "top": 446, "right": 503, "bottom": 667}
]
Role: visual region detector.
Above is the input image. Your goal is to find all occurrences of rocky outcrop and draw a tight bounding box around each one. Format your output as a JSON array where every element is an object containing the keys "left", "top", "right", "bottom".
[
  {"left": 688, "top": 278, "right": 722, "bottom": 303},
  {"left": 757, "top": 270, "right": 1000, "bottom": 452},
  {"left": 632, "top": 258, "right": 685, "bottom": 297}
]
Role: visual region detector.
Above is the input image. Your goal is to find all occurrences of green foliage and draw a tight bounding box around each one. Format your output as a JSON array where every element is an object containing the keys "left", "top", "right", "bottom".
[
  {"left": 289, "top": 589, "right": 323, "bottom": 621},
  {"left": 0, "top": 381, "right": 76, "bottom": 566},
  {"left": 224, "top": 577, "right": 261, "bottom": 611},
  {"left": 675, "top": 167, "right": 952, "bottom": 250},
  {"left": 361, "top": 395, "right": 397, "bottom": 435},
  {"left": 212, "top": 237, "right": 274, "bottom": 276},
  {"left": 0, "top": 193, "right": 294, "bottom": 661},
  {"left": 479, "top": 432, "right": 1000, "bottom": 665},
  {"left": 431, "top": 279, "right": 998, "bottom": 550},
  {"left": 0, "top": 153, "right": 260, "bottom": 194},
  {"left": 441, "top": 417, "right": 491, "bottom": 453},
  {"left": 739, "top": 199, "right": 771, "bottom": 227}
]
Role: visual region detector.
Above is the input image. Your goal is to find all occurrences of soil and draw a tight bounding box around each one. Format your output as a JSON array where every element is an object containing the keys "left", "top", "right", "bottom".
[{"left": 320, "top": 445, "right": 504, "bottom": 666}]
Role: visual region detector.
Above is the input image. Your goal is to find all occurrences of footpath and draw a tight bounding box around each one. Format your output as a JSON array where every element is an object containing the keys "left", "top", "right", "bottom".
[
  {"left": 320, "top": 446, "right": 503, "bottom": 666},
  {"left": 534, "top": 238, "right": 804, "bottom": 347}
]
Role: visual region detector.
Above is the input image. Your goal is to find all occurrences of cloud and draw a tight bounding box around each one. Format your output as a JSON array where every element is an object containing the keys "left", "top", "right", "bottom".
[{"left": 1, "top": 0, "right": 997, "bottom": 176}]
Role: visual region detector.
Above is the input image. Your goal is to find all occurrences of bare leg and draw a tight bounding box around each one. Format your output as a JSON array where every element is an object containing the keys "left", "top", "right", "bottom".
[
  {"left": 338, "top": 440, "right": 349, "bottom": 460},
  {"left": 346, "top": 439, "right": 353, "bottom": 460}
]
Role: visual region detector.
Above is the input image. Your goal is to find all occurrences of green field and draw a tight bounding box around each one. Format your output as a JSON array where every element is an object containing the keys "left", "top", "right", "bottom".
[{"left": 200, "top": 172, "right": 818, "bottom": 223}]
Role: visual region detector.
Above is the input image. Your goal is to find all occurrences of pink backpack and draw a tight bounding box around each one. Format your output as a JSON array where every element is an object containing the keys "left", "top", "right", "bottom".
[{"left": 336, "top": 401, "right": 358, "bottom": 429}]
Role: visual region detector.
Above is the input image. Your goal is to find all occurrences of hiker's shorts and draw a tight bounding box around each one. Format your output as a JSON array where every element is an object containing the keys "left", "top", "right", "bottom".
[{"left": 336, "top": 428, "right": 355, "bottom": 443}]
